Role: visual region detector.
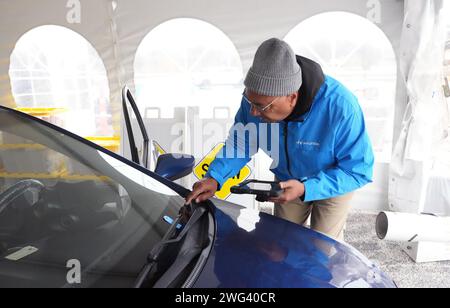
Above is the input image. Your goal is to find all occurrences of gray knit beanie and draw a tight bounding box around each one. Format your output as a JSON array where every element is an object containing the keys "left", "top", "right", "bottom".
[{"left": 244, "top": 38, "right": 302, "bottom": 96}]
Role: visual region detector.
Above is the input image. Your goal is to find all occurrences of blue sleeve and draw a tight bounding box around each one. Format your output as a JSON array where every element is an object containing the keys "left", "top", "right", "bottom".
[
  {"left": 303, "top": 105, "right": 374, "bottom": 201},
  {"left": 205, "top": 99, "right": 257, "bottom": 189}
]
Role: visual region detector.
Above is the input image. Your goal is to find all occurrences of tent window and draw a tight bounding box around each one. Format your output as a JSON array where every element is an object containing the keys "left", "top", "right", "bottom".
[
  {"left": 438, "top": 29, "right": 450, "bottom": 166},
  {"left": 9, "top": 25, "right": 112, "bottom": 137},
  {"left": 134, "top": 18, "right": 243, "bottom": 119},
  {"left": 285, "top": 12, "right": 397, "bottom": 163},
  {"left": 445, "top": 40, "right": 450, "bottom": 128}
]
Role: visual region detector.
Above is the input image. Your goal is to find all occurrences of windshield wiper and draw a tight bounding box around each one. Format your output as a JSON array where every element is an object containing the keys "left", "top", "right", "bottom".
[{"left": 134, "top": 203, "right": 210, "bottom": 288}]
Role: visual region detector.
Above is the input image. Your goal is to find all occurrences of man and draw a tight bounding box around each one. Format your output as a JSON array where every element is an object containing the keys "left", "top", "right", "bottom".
[{"left": 185, "top": 38, "right": 374, "bottom": 241}]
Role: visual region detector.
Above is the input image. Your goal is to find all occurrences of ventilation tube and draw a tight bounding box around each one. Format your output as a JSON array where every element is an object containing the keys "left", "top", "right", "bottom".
[{"left": 376, "top": 211, "right": 450, "bottom": 243}]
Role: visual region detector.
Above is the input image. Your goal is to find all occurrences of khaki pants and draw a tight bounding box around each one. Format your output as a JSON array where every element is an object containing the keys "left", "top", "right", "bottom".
[{"left": 274, "top": 192, "right": 354, "bottom": 241}]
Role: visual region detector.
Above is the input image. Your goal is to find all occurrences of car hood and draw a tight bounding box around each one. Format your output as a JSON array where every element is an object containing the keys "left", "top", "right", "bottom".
[{"left": 193, "top": 198, "right": 396, "bottom": 288}]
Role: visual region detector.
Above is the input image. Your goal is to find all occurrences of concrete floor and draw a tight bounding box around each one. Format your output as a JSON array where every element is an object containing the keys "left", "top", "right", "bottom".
[{"left": 345, "top": 211, "right": 450, "bottom": 288}]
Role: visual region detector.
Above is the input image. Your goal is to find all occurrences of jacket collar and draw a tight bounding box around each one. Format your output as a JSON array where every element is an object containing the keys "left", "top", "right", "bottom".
[{"left": 284, "top": 56, "right": 325, "bottom": 122}]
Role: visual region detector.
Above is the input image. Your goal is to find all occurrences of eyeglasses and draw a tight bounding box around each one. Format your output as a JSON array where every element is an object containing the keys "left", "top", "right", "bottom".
[{"left": 242, "top": 93, "right": 280, "bottom": 113}]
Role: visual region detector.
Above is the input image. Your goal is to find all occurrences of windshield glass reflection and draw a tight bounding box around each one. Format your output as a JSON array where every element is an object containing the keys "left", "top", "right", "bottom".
[{"left": 0, "top": 108, "right": 185, "bottom": 287}]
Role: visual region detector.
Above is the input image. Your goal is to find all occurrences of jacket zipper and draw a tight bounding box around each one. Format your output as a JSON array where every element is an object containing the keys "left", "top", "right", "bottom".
[{"left": 284, "top": 124, "right": 293, "bottom": 177}]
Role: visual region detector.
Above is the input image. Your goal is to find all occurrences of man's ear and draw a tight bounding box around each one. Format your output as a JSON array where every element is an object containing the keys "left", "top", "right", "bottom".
[{"left": 288, "top": 92, "right": 298, "bottom": 107}]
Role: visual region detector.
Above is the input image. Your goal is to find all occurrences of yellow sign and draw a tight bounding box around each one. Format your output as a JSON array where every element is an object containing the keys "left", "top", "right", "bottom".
[
  {"left": 193, "top": 143, "right": 251, "bottom": 200},
  {"left": 152, "top": 140, "right": 167, "bottom": 159},
  {"left": 85, "top": 136, "right": 120, "bottom": 153},
  {"left": 14, "top": 107, "right": 68, "bottom": 117}
]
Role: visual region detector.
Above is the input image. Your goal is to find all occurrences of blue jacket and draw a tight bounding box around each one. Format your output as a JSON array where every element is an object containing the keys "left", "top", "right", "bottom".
[{"left": 206, "top": 56, "right": 374, "bottom": 201}]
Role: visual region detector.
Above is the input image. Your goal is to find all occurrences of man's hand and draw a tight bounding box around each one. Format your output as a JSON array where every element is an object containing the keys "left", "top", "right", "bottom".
[
  {"left": 185, "top": 177, "right": 219, "bottom": 204},
  {"left": 269, "top": 180, "right": 305, "bottom": 205}
]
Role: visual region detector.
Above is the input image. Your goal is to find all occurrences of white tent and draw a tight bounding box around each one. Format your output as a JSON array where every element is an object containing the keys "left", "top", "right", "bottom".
[{"left": 0, "top": 0, "right": 449, "bottom": 262}]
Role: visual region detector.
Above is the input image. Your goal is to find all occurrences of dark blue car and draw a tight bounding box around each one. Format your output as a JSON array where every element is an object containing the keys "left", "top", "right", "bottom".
[{"left": 0, "top": 106, "right": 395, "bottom": 288}]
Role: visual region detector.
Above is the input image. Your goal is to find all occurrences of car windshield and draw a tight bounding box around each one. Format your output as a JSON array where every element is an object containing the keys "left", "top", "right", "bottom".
[{"left": 0, "top": 107, "right": 186, "bottom": 288}]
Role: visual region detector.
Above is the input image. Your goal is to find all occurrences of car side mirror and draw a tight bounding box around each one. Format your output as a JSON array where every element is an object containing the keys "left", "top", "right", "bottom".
[{"left": 154, "top": 153, "right": 195, "bottom": 181}]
